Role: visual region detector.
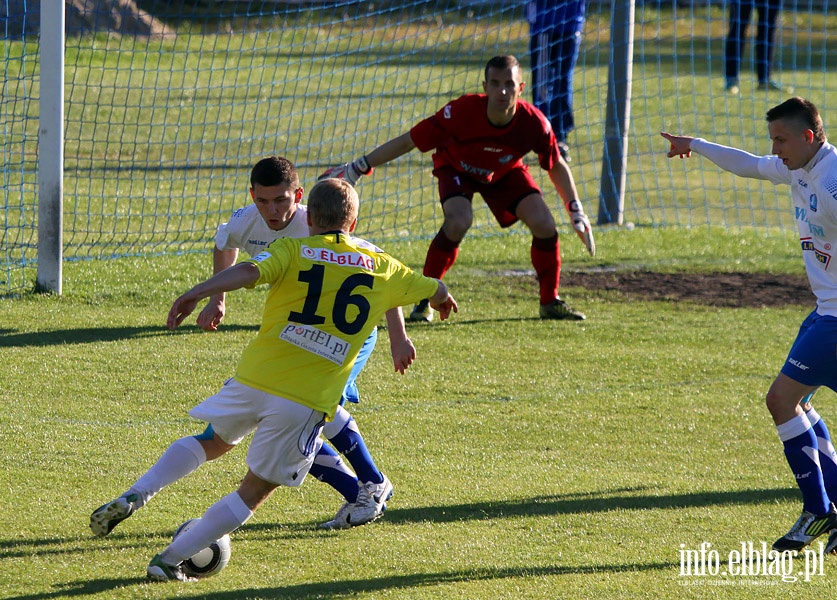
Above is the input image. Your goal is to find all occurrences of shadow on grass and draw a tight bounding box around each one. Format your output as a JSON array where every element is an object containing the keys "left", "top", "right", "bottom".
[
  {"left": 3, "top": 562, "right": 675, "bottom": 600},
  {"left": 0, "top": 324, "right": 259, "bottom": 347},
  {"left": 2, "top": 486, "right": 799, "bottom": 559},
  {"left": 374, "top": 486, "right": 800, "bottom": 525},
  {"left": 0, "top": 486, "right": 800, "bottom": 598}
]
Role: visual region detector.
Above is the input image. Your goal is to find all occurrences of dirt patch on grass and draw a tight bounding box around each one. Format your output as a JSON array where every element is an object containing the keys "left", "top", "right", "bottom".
[{"left": 563, "top": 270, "right": 812, "bottom": 308}]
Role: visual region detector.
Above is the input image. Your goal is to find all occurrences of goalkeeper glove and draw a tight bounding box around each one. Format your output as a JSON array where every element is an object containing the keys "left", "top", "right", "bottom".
[
  {"left": 319, "top": 156, "right": 373, "bottom": 185},
  {"left": 565, "top": 199, "right": 596, "bottom": 257}
]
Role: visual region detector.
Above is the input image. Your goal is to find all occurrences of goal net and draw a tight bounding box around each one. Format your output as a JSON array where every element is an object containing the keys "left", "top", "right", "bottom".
[{"left": 1, "top": 0, "right": 833, "bottom": 292}]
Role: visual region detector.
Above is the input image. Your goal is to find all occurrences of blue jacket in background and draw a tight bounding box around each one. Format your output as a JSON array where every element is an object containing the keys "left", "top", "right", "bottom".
[{"left": 526, "top": 0, "right": 586, "bottom": 36}]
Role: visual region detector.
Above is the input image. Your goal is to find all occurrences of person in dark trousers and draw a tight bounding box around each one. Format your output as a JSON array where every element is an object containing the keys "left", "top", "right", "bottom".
[
  {"left": 526, "top": 0, "right": 586, "bottom": 162},
  {"left": 724, "top": 0, "right": 783, "bottom": 94}
]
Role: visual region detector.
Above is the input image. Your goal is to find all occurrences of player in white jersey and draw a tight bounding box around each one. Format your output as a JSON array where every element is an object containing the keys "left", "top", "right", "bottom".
[
  {"left": 139, "top": 178, "right": 456, "bottom": 580},
  {"left": 662, "top": 97, "right": 837, "bottom": 553},
  {"left": 90, "top": 158, "right": 413, "bottom": 539}
]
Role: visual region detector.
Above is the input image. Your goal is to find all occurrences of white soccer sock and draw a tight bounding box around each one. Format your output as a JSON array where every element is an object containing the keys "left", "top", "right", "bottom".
[
  {"left": 161, "top": 491, "right": 252, "bottom": 565},
  {"left": 127, "top": 436, "right": 206, "bottom": 509}
]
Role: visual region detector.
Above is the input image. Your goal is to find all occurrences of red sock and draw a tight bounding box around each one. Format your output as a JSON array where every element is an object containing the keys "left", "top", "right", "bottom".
[
  {"left": 531, "top": 233, "right": 560, "bottom": 305},
  {"left": 423, "top": 230, "right": 460, "bottom": 279}
]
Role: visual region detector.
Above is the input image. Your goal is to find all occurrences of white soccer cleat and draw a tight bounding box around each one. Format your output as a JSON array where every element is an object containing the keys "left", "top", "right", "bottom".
[
  {"left": 772, "top": 506, "right": 837, "bottom": 552},
  {"left": 320, "top": 475, "right": 394, "bottom": 530},
  {"left": 319, "top": 501, "right": 353, "bottom": 530},
  {"left": 349, "top": 474, "right": 393, "bottom": 526}
]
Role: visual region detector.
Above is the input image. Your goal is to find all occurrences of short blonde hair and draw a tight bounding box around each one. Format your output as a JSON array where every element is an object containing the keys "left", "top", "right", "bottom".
[{"left": 307, "top": 178, "right": 359, "bottom": 230}]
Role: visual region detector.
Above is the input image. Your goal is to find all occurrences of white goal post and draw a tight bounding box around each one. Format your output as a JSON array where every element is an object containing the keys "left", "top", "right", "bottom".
[{"left": 36, "top": 1, "right": 64, "bottom": 294}]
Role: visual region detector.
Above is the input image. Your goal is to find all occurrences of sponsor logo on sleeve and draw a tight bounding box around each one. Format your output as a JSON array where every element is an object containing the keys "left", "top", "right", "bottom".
[{"left": 251, "top": 251, "right": 271, "bottom": 263}]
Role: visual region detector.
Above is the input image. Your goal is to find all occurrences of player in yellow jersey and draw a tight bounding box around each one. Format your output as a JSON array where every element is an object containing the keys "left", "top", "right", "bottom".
[
  {"left": 139, "top": 178, "right": 456, "bottom": 581},
  {"left": 90, "top": 157, "right": 412, "bottom": 537}
]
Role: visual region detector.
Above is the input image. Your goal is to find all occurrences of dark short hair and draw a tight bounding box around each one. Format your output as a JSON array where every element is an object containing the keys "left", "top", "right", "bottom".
[
  {"left": 766, "top": 97, "right": 826, "bottom": 143},
  {"left": 484, "top": 55, "right": 520, "bottom": 81},
  {"left": 307, "top": 178, "right": 358, "bottom": 230},
  {"left": 250, "top": 156, "right": 299, "bottom": 188}
]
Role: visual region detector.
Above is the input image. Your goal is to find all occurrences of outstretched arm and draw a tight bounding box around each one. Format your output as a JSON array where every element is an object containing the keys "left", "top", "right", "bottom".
[
  {"left": 168, "top": 262, "right": 260, "bottom": 331},
  {"left": 365, "top": 132, "right": 416, "bottom": 168},
  {"left": 660, "top": 132, "right": 763, "bottom": 178},
  {"left": 385, "top": 307, "right": 416, "bottom": 374},
  {"left": 320, "top": 132, "right": 417, "bottom": 184}
]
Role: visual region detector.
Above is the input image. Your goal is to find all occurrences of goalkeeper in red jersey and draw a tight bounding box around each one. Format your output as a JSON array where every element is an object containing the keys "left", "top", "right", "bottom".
[{"left": 321, "top": 55, "right": 594, "bottom": 322}]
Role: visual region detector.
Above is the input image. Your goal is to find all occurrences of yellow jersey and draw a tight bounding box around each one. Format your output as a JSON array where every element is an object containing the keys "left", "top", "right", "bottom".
[{"left": 234, "top": 232, "right": 439, "bottom": 418}]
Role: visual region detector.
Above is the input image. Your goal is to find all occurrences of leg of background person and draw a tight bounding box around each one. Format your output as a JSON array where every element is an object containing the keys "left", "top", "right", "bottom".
[
  {"left": 422, "top": 229, "right": 460, "bottom": 279},
  {"left": 529, "top": 31, "right": 549, "bottom": 120},
  {"left": 754, "top": 0, "right": 781, "bottom": 84},
  {"left": 725, "top": 0, "right": 751, "bottom": 84},
  {"left": 553, "top": 30, "right": 581, "bottom": 144},
  {"left": 423, "top": 197, "right": 471, "bottom": 279},
  {"left": 531, "top": 233, "right": 561, "bottom": 305},
  {"left": 516, "top": 194, "right": 563, "bottom": 305}
]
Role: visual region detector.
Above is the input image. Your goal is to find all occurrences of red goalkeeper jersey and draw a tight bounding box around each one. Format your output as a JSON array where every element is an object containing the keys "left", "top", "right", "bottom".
[{"left": 409, "top": 94, "right": 561, "bottom": 183}]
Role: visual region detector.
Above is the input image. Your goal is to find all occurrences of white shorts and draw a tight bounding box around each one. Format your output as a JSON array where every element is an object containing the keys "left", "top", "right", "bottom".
[{"left": 189, "top": 378, "right": 325, "bottom": 487}]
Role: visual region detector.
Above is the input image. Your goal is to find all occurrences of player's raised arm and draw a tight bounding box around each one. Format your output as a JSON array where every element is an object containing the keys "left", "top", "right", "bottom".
[
  {"left": 168, "top": 262, "right": 260, "bottom": 331},
  {"left": 661, "top": 132, "right": 764, "bottom": 178},
  {"left": 320, "top": 132, "right": 416, "bottom": 184}
]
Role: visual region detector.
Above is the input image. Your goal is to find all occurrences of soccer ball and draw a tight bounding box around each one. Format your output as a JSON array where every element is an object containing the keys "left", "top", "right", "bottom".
[{"left": 172, "top": 518, "right": 231, "bottom": 578}]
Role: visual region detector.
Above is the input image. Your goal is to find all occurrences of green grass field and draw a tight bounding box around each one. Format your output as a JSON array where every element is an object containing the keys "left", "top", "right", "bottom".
[{"left": 3, "top": 227, "right": 837, "bottom": 599}]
